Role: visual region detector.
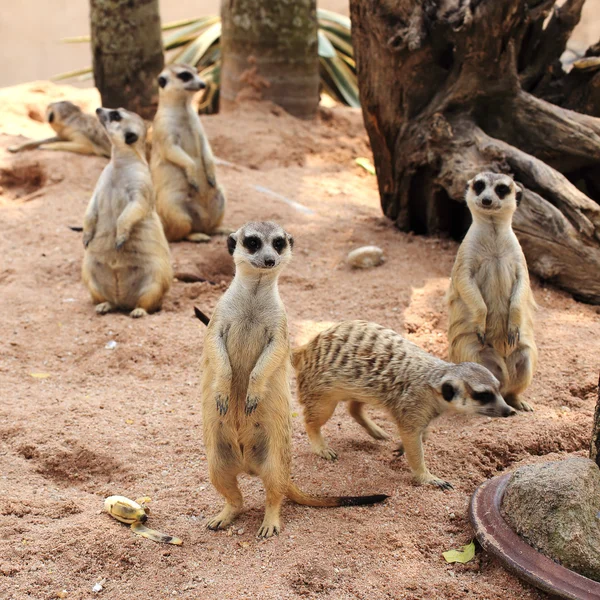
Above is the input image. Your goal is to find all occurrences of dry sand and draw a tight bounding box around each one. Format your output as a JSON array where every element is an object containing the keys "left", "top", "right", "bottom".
[{"left": 0, "top": 82, "right": 599, "bottom": 600}]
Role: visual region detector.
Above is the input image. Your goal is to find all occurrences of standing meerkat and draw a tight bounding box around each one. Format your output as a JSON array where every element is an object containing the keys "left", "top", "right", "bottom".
[
  {"left": 292, "top": 320, "right": 515, "bottom": 490},
  {"left": 81, "top": 107, "right": 172, "bottom": 318},
  {"left": 201, "top": 222, "right": 387, "bottom": 538},
  {"left": 447, "top": 172, "right": 537, "bottom": 411},
  {"left": 9, "top": 101, "right": 111, "bottom": 157},
  {"left": 151, "top": 64, "right": 228, "bottom": 243}
]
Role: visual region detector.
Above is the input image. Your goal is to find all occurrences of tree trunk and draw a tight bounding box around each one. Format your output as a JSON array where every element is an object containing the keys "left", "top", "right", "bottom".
[
  {"left": 90, "top": 0, "right": 164, "bottom": 119},
  {"left": 349, "top": 0, "right": 600, "bottom": 304},
  {"left": 591, "top": 374, "right": 600, "bottom": 467},
  {"left": 220, "top": 0, "right": 319, "bottom": 119}
]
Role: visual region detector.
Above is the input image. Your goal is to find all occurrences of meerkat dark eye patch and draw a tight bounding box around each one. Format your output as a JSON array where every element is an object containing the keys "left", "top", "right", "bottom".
[
  {"left": 495, "top": 183, "right": 511, "bottom": 199},
  {"left": 124, "top": 131, "right": 138, "bottom": 145},
  {"left": 473, "top": 180, "right": 486, "bottom": 195},
  {"left": 272, "top": 237, "right": 287, "bottom": 254},
  {"left": 177, "top": 72, "right": 193, "bottom": 82},
  {"left": 472, "top": 391, "right": 496, "bottom": 404},
  {"left": 243, "top": 235, "right": 262, "bottom": 253},
  {"left": 47, "top": 111, "right": 55, "bottom": 123},
  {"left": 109, "top": 111, "right": 122, "bottom": 123},
  {"left": 227, "top": 234, "right": 237, "bottom": 255},
  {"left": 515, "top": 186, "right": 523, "bottom": 207},
  {"left": 158, "top": 75, "right": 167, "bottom": 88},
  {"left": 441, "top": 383, "right": 456, "bottom": 401}
]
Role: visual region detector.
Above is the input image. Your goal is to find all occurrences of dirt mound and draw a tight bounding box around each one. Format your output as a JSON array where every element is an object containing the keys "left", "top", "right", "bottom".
[{"left": 0, "top": 159, "right": 46, "bottom": 202}]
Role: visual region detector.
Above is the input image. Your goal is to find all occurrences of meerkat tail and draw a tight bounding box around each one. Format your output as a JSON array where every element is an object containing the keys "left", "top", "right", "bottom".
[
  {"left": 193, "top": 306, "right": 211, "bottom": 325},
  {"left": 68, "top": 225, "right": 83, "bottom": 232},
  {"left": 291, "top": 346, "right": 307, "bottom": 370},
  {"left": 286, "top": 482, "right": 388, "bottom": 507}
]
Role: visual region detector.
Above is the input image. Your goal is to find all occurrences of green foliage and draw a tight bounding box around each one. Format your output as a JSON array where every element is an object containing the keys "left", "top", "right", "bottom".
[{"left": 53, "top": 9, "right": 358, "bottom": 114}]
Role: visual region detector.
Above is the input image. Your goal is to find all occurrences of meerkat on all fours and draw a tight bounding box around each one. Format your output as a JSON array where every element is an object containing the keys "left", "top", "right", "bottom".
[
  {"left": 292, "top": 320, "right": 516, "bottom": 490},
  {"left": 201, "top": 222, "right": 387, "bottom": 538},
  {"left": 447, "top": 172, "right": 538, "bottom": 412},
  {"left": 151, "top": 64, "right": 229, "bottom": 243},
  {"left": 81, "top": 107, "right": 172, "bottom": 318},
  {"left": 9, "top": 101, "right": 111, "bottom": 157}
]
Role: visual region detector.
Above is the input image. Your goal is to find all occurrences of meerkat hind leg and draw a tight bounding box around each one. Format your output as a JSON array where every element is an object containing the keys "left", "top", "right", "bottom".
[
  {"left": 503, "top": 347, "right": 535, "bottom": 412},
  {"left": 257, "top": 482, "right": 285, "bottom": 538},
  {"left": 206, "top": 470, "right": 244, "bottom": 531},
  {"left": 95, "top": 302, "right": 116, "bottom": 315},
  {"left": 302, "top": 395, "right": 339, "bottom": 460},
  {"left": 394, "top": 427, "right": 429, "bottom": 457},
  {"left": 399, "top": 428, "right": 452, "bottom": 490},
  {"left": 348, "top": 401, "right": 390, "bottom": 441}
]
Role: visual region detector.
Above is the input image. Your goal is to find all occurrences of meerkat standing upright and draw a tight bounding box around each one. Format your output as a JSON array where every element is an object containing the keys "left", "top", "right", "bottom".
[
  {"left": 201, "top": 222, "right": 387, "bottom": 538},
  {"left": 9, "top": 101, "right": 111, "bottom": 157},
  {"left": 447, "top": 172, "right": 537, "bottom": 411},
  {"left": 151, "top": 64, "right": 228, "bottom": 243},
  {"left": 81, "top": 107, "right": 172, "bottom": 317}
]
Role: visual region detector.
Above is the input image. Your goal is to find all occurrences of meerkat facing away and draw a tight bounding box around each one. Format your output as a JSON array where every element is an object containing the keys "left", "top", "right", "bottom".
[
  {"left": 9, "top": 101, "right": 111, "bottom": 157},
  {"left": 201, "top": 222, "right": 387, "bottom": 538},
  {"left": 81, "top": 107, "right": 172, "bottom": 318},
  {"left": 447, "top": 172, "right": 537, "bottom": 411},
  {"left": 292, "top": 320, "right": 516, "bottom": 490},
  {"left": 151, "top": 64, "right": 228, "bottom": 243}
]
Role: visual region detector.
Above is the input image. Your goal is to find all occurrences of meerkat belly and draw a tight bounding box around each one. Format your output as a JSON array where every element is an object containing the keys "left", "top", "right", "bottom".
[{"left": 476, "top": 257, "right": 513, "bottom": 342}]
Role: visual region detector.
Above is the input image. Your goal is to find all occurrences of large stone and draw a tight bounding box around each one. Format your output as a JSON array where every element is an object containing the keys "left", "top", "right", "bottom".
[{"left": 501, "top": 458, "right": 600, "bottom": 582}]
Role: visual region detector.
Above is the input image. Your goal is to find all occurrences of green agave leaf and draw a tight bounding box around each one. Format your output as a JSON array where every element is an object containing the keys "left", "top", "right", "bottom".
[
  {"left": 161, "top": 17, "right": 206, "bottom": 31},
  {"left": 60, "top": 35, "right": 90, "bottom": 44},
  {"left": 320, "top": 55, "right": 359, "bottom": 107},
  {"left": 318, "top": 31, "right": 336, "bottom": 58},
  {"left": 51, "top": 66, "right": 93, "bottom": 81},
  {"left": 317, "top": 8, "right": 351, "bottom": 31},
  {"left": 175, "top": 22, "right": 221, "bottom": 66},
  {"left": 322, "top": 29, "right": 354, "bottom": 59},
  {"left": 163, "top": 16, "right": 219, "bottom": 49}
]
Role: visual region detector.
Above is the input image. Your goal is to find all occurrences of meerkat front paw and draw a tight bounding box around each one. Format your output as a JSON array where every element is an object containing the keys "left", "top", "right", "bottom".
[
  {"left": 83, "top": 231, "right": 95, "bottom": 248},
  {"left": 206, "top": 171, "right": 216, "bottom": 188},
  {"left": 115, "top": 232, "right": 128, "bottom": 250},
  {"left": 507, "top": 326, "right": 520, "bottom": 348},
  {"left": 475, "top": 326, "right": 486, "bottom": 345},
  {"left": 245, "top": 394, "right": 259, "bottom": 416},
  {"left": 186, "top": 170, "right": 200, "bottom": 191},
  {"left": 429, "top": 478, "right": 454, "bottom": 491},
  {"left": 316, "top": 446, "right": 338, "bottom": 461},
  {"left": 185, "top": 232, "right": 211, "bottom": 243},
  {"left": 504, "top": 394, "right": 533, "bottom": 412},
  {"left": 130, "top": 307, "right": 147, "bottom": 318},
  {"left": 216, "top": 393, "right": 229, "bottom": 416},
  {"left": 257, "top": 519, "right": 280, "bottom": 538},
  {"left": 95, "top": 302, "right": 114, "bottom": 315},
  {"left": 393, "top": 442, "right": 405, "bottom": 457}
]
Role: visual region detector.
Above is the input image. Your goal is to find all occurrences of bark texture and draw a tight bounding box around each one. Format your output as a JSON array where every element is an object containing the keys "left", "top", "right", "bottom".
[
  {"left": 90, "top": 0, "right": 164, "bottom": 119},
  {"left": 349, "top": 0, "right": 600, "bottom": 304},
  {"left": 220, "top": 0, "right": 319, "bottom": 119},
  {"left": 591, "top": 374, "right": 600, "bottom": 467}
]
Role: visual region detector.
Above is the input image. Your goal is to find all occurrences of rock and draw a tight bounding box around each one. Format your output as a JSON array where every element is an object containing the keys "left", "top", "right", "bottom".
[
  {"left": 347, "top": 246, "right": 384, "bottom": 269},
  {"left": 501, "top": 458, "right": 600, "bottom": 582}
]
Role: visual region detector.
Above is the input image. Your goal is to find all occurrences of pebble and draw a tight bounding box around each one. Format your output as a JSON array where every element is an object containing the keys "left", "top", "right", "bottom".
[
  {"left": 105, "top": 340, "right": 117, "bottom": 350},
  {"left": 346, "top": 246, "right": 385, "bottom": 269}
]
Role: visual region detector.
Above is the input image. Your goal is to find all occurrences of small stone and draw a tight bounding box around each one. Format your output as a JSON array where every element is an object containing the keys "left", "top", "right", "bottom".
[
  {"left": 236, "top": 528, "right": 245, "bottom": 535},
  {"left": 105, "top": 340, "right": 117, "bottom": 350},
  {"left": 92, "top": 582, "right": 103, "bottom": 593},
  {"left": 346, "top": 246, "right": 385, "bottom": 269},
  {"left": 449, "top": 512, "right": 456, "bottom": 520}
]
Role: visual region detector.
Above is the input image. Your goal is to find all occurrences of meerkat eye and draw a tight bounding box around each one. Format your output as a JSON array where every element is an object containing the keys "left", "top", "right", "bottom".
[
  {"left": 473, "top": 180, "right": 486, "bottom": 195},
  {"left": 472, "top": 391, "right": 495, "bottom": 404},
  {"left": 243, "top": 236, "right": 262, "bottom": 253},
  {"left": 272, "top": 237, "right": 287, "bottom": 254},
  {"left": 109, "top": 111, "right": 122, "bottom": 123},
  {"left": 495, "top": 184, "right": 511, "bottom": 199},
  {"left": 177, "top": 72, "right": 193, "bottom": 82}
]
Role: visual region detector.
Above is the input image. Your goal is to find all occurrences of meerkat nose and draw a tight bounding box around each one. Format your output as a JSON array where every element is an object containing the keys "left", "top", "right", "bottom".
[
  {"left": 96, "top": 108, "right": 103, "bottom": 115},
  {"left": 482, "top": 198, "right": 492, "bottom": 207},
  {"left": 264, "top": 258, "right": 275, "bottom": 268},
  {"left": 503, "top": 407, "right": 517, "bottom": 417}
]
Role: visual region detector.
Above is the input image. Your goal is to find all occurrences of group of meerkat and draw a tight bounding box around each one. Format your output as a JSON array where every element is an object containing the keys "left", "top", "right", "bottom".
[
  {"left": 199, "top": 171, "right": 536, "bottom": 537},
  {"left": 75, "top": 64, "right": 230, "bottom": 317},
  {"left": 9, "top": 66, "right": 537, "bottom": 538}
]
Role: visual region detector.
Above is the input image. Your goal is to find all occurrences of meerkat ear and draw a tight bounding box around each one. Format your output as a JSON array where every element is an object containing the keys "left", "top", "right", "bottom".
[
  {"left": 441, "top": 381, "right": 457, "bottom": 401},
  {"left": 158, "top": 75, "right": 167, "bottom": 88},
  {"left": 227, "top": 233, "right": 237, "bottom": 255},
  {"left": 47, "top": 111, "right": 54, "bottom": 123},
  {"left": 465, "top": 179, "right": 472, "bottom": 197},
  {"left": 515, "top": 182, "right": 524, "bottom": 207},
  {"left": 287, "top": 234, "right": 294, "bottom": 249},
  {"left": 124, "top": 131, "right": 138, "bottom": 145}
]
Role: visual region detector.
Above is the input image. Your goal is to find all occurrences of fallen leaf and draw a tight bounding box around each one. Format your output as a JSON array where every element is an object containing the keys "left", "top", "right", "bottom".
[
  {"left": 30, "top": 372, "right": 51, "bottom": 379},
  {"left": 443, "top": 541, "right": 475, "bottom": 563},
  {"left": 355, "top": 157, "right": 376, "bottom": 175},
  {"left": 125, "top": 419, "right": 134, "bottom": 425}
]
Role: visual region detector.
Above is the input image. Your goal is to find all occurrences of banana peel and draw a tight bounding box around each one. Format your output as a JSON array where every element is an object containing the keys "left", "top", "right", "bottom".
[{"left": 104, "top": 496, "right": 182, "bottom": 545}]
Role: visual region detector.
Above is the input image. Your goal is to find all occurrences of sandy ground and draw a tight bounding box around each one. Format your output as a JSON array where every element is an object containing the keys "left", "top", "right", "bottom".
[{"left": 0, "top": 83, "right": 599, "bottom": 600}]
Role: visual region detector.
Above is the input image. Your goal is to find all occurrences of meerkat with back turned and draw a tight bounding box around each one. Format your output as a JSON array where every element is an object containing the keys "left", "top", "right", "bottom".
[
  {"left": 81, "top": 107, "right": 172, "bottom": 318},
  {"left": 293, "top": 320, "right": 515, "bottom": 490},
  {"left": 201, "top": 222, "right": 387, "bottom": 538},
  {"left": 9, "top": 101, "right": 111, "bottom": 157},
  {"left": 447, "top": 172, "right": 537, "bottom": 411},
  {"left": 151, "top": 64, "right": 228, "bottom": 243}
]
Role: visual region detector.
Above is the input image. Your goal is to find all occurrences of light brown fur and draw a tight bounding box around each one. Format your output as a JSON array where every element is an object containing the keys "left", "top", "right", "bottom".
[
  {"left": 9, "top": 101, "right": 111, "bottom": 157},
  {"left": 293, "top": 320, "right": 515, "bottom": 490},
  {"left": 201, "top": 223, "right": 386, "bottom": 537},
  {"left": 151, "top": 64, "right": 228, "bottom": 243},
  {"left": 447, "top": 172, "right": 537, "bottom": 411},
  {"left": 81, "top": 107, "right": 172, "bottom": 318}
]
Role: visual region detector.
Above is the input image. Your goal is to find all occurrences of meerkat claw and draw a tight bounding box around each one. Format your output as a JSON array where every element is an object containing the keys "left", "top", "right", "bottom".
[
  {"left": 130, "top": 308, "right": 148, "bottom": 319},
  {"left": 257, "top": 524, "right": 279, "bottom": 538},
  {"left": 476, "top": 331, "right": 486, "bottom": 345},
  {"left": 216, "top": 394, "right": 229, "bottom": 416},
  {"left": 316, "top": 447, "right": 338, "bottom": 461},
  {"left": 393, "top": 444, "right": 405, "bottom": 457},
  {"left": 430, "top": 479, "right": 454, "bottom": 491},
  {"left": 245, "top": 395, "right": 259, "bottom": 416}
]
